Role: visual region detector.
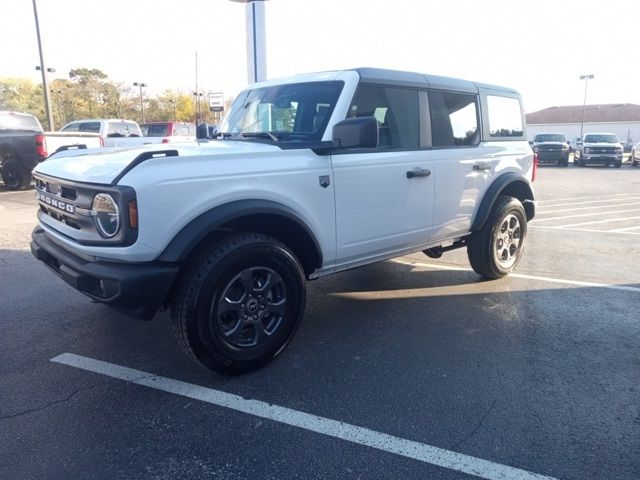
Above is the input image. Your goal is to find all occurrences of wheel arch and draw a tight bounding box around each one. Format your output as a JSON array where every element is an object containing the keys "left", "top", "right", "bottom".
[
  {"left": 158, "top": 200, "right": 323, "bottom": 277},
  {"left": 471, "top": 173, "right": 535, "bottom": 232}
]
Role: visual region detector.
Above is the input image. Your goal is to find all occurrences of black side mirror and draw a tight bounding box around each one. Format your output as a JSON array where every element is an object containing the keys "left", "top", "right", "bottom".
[
  {"left": 197, "top": 122, "right": 210, "bottom": 140},
  {"left": 332, "top": 116, "right": 379, "bottom": 149},
  {"left": 528, "top": 141, "right": 533, "bottom": 146}
]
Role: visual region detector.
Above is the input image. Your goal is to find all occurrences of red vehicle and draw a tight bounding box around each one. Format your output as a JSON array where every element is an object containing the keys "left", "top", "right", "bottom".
[{"left": 140, "top": 122, "right": 196, "bottom": 144}]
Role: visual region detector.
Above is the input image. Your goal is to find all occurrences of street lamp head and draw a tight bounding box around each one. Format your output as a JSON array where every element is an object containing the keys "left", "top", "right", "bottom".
[
  {"left": 133, "top": 82, "right": 148, "bottom": 87},
  {"left": 35, "top": 66, "right": 56, "bottom": 72},
  {"left": 579, "top": 74, "right": 594, "bottom": 80}
]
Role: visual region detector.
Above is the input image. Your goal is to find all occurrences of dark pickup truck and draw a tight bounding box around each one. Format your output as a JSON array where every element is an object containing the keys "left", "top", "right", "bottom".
[
  {"left": 0, "top": 111, "right": 102, "bottom": 190},
  {"left": 530, "top": 133, "right": 571, "bottom": 167}
]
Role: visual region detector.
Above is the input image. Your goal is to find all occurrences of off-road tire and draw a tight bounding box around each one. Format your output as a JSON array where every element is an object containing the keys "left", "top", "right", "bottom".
[
  {"left": 1, "top": 158, "right": 30, "bottom": 190},
  {"left": 467, "top": 196, "right": 527, "bottom": 279},
  {"left": 170, "top": 232, "right": 306, "bottom": 374}
]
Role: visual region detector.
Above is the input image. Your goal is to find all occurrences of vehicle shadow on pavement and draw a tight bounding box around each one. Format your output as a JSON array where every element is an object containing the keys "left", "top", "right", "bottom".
[{"left": 1, "top": 248, "right": 639, "bottom": 480}]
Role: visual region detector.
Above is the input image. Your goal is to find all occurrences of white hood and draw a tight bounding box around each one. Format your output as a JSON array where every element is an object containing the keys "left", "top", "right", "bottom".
[{"left": 34, "top": 141, "right": 282, "bottom": 185}]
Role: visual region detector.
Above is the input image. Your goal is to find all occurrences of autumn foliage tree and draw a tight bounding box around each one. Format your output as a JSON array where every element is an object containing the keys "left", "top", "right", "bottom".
[{"left": 0, "top": 67, "right": 224, "bottom": 129}]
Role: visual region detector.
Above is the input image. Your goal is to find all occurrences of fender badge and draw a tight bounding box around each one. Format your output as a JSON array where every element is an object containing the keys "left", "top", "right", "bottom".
[{"left": 319, "top": 175, "right": 330, "bottom": 188}]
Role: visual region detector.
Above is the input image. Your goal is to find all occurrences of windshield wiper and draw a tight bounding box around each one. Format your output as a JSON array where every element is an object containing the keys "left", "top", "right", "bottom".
[
  {"left": 240, "top": 132, "right": 280, "bottom": 142},
  {"left": 215, "top": 132, "right": 234, "bottom": 139}
]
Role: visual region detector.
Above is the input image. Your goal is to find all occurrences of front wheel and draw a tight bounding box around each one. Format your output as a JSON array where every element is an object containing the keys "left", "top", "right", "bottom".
[
  {"left": 171, "top": 233, "right": 306, "bottom": 374},
  {"left": 467, "top": 196, "right": 527, "bottom": 279}
]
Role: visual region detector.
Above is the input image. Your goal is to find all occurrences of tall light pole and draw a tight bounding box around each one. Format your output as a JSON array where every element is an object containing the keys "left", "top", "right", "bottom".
[
  {"left": 133, "top": 82, "right": 147, "bottom": 124},
  {"left": 32, "top": 0, "right": 55, "bottom": 130},
  {"left": 579, "top": 74, "right": 594, "bottom": 139}
]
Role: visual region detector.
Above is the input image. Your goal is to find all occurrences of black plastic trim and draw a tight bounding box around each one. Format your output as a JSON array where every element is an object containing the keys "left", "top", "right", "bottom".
[
  {"left": 470, "top": 173, "right": 534, "bottom": 231},
  {"left": 111, "top": 149, "right": 179, "bottom": 185},
  {"left": 31, "top": 227, "right": 178, "bottom": 318},
  {"left": 158, "top": 199, "right": 323, "bottom": 266}
]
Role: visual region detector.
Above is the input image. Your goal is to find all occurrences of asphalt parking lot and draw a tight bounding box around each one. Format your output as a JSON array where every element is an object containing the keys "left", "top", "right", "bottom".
[{"left": 1, "top": 164, "right": 639, "bottom": 480}]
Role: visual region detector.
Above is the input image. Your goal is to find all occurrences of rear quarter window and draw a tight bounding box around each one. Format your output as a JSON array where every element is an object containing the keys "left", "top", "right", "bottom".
[{"left": 487, "top": 95, "right": 523, "bottom": 138}]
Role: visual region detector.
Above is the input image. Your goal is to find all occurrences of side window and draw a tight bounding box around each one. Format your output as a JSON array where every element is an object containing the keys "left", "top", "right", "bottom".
[
  {"left": 77, "top": 122, "right": 100, "bottom": 133},
  {"left": 107, "top": 122, "right": 123, "bottom": 137},
  {"left": 347, "top": 85, "right": 419, "bottom": 149},
  {"left": 428, "top": 91, "right": 479, "bottom": 147},
  {"left": 487, "top": 95, "right": 523, "bottom": 137},
  {"left": 126, "top": 122, "right": 141, "bottom": 137},
  {"left": 62, "top": 123, "right": 79, "bottom": 132}
]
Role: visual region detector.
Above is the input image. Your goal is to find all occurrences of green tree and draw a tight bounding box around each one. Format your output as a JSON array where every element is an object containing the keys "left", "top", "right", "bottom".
[{"left": 0, "top": 78, "right": 45, "bottom": 124}]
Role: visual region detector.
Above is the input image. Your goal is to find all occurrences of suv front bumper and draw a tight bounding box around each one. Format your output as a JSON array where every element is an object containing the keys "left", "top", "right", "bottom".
[
  {"left": 31, "top": 227, "right": 178, "bottom": 318},
  {"left": 580, "top": 154, "right": 622, "bottom": 165}
]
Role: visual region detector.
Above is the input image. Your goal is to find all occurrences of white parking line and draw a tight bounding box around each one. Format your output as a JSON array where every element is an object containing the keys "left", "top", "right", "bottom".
[
  {"left": 534, "top": 201, "right": 640, "bottom": 215},
  {"left": 533, "top": 208, "right": 640, "bottom": 223},
  {"left": 536, "top": 196, "right": 640, "bottom": 210},
  {"left": 392, "top": 259, "right": 640, "bottom": 293},
  {"left": 529, "top": 225, "right": 640, "bottom": 236},
  {"left": 50, "top": 353, "right": 556, "bottom": 480},
  {"left": 609, "top": 225, "right": 640, "bottom": 233},
  {"left": 560, "top": 215, "right": 640, "bottom": 228},
  {"left": 536, "top": 193, "right": 633, "bottom": 205}
]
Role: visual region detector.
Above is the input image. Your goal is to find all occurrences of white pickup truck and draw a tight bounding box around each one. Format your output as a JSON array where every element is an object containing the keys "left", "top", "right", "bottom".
[
  {"left": 0, "top": 111, "right": 102, "bottom": 190},
  {"left": 60, "top": 119, "right": 151, "bottom": 147},
  {"left": 31, "top": 68, "right": 536, "bottom": 374}
]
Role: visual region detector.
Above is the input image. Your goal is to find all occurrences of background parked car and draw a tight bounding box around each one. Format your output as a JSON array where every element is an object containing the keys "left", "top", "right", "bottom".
[
  {"left": 0, "top": 111, "right": 101, "bottom": 190},
  {"left": 140, "top": 121, "right": 196, "bottom": 144},
  {"left": 530, "top": 133, "right": 570, "bottom": 167},
  {"left": 630, "top": 140, "right": 640, "bottom": 166},
  {"left": 574, "top": 133, "right": 624, "bottom": 168},
  {"left": 61, "top": 119, "right": 150, "bottom": 147}
]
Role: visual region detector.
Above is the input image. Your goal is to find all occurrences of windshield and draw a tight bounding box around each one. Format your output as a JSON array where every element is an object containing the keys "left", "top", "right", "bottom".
[
  {"left": 584, "top": 134, "right": 618, "bottom": 143},
  {"left": 0, "top": 112, "right": 42, "bottom": 131},
  {"left": 217, "top": 81, "right": 344, "bottom": 141},
  {"left": 142, "top": 124, "right": 170, "bottom": 137},
  {"left": 535, "top": 134, "right": 566, "bottom": 142},
  {"left": 62, "top": 121, "right": 100, "bottom": 133}
]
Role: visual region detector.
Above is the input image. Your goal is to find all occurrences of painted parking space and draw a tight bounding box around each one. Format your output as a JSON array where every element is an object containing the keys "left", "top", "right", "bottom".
[{"left": 530, "top": 193, "right": 640, "bottom": 235}]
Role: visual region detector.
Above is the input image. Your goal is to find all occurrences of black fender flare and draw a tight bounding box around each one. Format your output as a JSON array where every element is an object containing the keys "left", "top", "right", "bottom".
[
  {"left": 158, "top": 199, "right": 323, "bottom": 266},
  {"left": 470, "top": 173, "right": 535, "bottom": 232}
]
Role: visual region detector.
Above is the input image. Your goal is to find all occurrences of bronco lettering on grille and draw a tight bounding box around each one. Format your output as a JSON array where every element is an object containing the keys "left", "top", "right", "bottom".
[{"left": 36, "top": 191, "right": 75, "bottom": 214}]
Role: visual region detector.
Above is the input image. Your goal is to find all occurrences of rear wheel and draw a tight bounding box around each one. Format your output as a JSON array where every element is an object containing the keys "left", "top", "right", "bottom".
[
  {"left": 468, "top": 196, "right": 527, "bottom": 279},
  {"left": 1, "top": 158, "right": 30, "bottom": 190},
  {"left": 171, "top": 233, "right": 306, "bottom": 374}
]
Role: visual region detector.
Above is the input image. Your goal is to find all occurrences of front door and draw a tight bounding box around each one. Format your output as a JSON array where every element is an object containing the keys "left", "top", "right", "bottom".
[{"left": 331, "top": 84, "right": 434, "bottom": 266}]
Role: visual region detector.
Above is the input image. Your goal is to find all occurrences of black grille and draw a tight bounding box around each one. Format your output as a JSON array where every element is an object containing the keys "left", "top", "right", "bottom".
[
  {"left": 590, "top": 147, "right": 617, "bottom": 154},
  {"left": 538, "top": 145, "right": 562, "bottom": 152}
]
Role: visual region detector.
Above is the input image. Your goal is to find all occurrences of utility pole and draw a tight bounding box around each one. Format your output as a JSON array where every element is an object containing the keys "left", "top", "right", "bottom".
[
  {"left": 32, "top": 0, "right": 55, "bottom": 130},
  {"left": 133, "top": 82, "right": 147, "bottom": 124}
]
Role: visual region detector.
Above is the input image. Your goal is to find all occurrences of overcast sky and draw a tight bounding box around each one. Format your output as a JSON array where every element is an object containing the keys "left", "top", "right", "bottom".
[{"left": 2, "top": 0, "right": 639, "bottom": 113}]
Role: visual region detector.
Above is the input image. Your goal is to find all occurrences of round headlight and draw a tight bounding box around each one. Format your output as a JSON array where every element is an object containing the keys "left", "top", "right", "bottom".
[
  {"left": 92, "top": 193, "right": 120, "bottom": 238},
  {"left": 533, "top": 146, "right": 538, "bottom": 153}
]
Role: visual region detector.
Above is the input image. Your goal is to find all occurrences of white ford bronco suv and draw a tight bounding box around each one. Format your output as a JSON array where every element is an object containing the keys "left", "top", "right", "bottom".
[{"left": 31, "top": 68, "right": 536, "bottom": 374}]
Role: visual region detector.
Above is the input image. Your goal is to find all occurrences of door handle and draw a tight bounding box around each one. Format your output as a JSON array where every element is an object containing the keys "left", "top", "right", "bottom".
[
  {"left": 406, "top": 168, "right": 431, "bottom": 178},
  {"left": 473, "top": 162, "right": 492, "bottom": 172}
]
